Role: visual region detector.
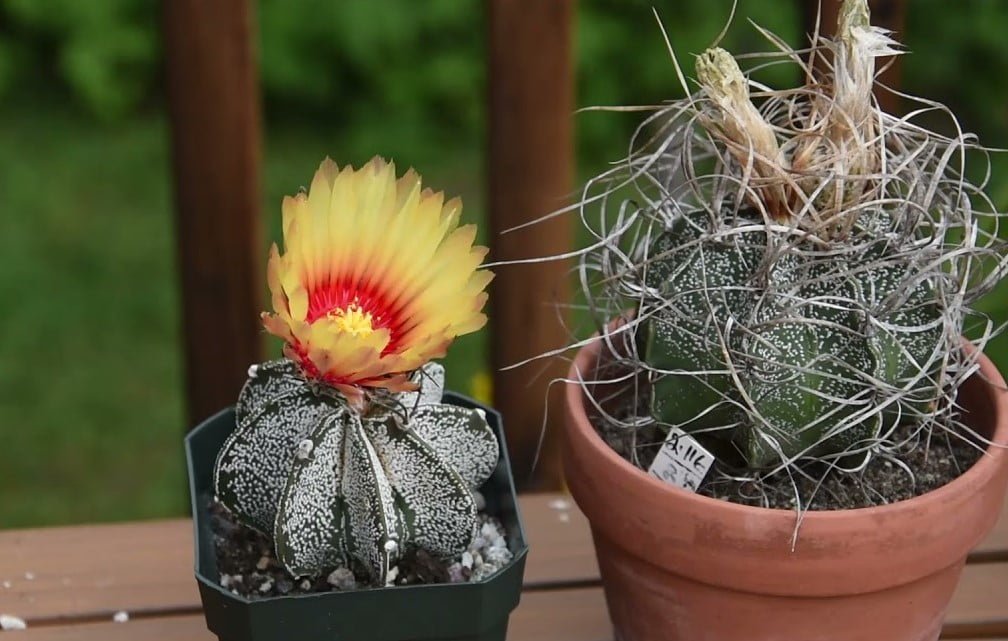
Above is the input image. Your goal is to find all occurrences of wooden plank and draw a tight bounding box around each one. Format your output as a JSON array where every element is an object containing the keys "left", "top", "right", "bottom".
[
  {"left": 12, "top": 574, "right": 1008, "bottom": 640},
  {"left": 487, "top": 0, "right": 575, "bottom": 491},
  {"left": 0, "top": 519, "right": 197, "bottom": 622},
  {"left": 800, "top": 0, "right": 907, "bottom": 115},
  {"left": 942, "top": 564, "right": 1008, "bottom": 638},
  {"left": 521, "top": 494, "right": 599, "bottom": 587},
  {"left": 2, "top": 493, "right": 1005, "bottom": 636},
  {"left": 508, "top": 589, "right": 610, "bottom": 641},
  {"left": 163, "top": 0, "right": 265, "bottom": 427},
  {"left": 15, "top": 588, "right": 612, "bottom": 641},
  {"left": 14, "top": 617, "right": 211, "bottom": 641},
  {"left": 22, "top": 626, "right": 1008, "bottom": 641},
  {"left": 974, "top": 489, "right": 1008, "bottom": 561},
  {"left": 0, "top": 495, "right": 597, "bottom": 622}
]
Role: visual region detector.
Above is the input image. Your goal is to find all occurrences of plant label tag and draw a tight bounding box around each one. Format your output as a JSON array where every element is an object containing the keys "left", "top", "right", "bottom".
[{"left": 647, "top": 427, "right": 715, "bottom": 492}]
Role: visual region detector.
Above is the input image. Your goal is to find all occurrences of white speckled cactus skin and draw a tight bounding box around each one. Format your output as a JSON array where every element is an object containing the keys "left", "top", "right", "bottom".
[
  {"left": 639, "top": 208, "right": 943, "bottom": 470},
  {"left": 213, "top": 361, "right": 499, "bottom": 584}
]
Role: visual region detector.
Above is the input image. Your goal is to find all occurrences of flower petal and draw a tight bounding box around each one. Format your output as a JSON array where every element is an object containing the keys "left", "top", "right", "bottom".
[{"left": 263, "top": 156, "right": 492, "bottom": 390}]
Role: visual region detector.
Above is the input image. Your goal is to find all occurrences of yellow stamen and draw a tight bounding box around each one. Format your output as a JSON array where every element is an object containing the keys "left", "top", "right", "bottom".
[{"left": 329, "top": 304, "right": 375, "bottom": 336}]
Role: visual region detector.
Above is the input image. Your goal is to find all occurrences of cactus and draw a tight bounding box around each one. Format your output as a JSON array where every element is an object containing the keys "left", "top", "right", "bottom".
[
  {"left": 579, "top": 0, "right": 1007, "bottom": 477},
  {"left": 639, "top": 208, "right": 943, "bottom": 468},
  {"left": 214, "top": 360, "right": 499, "bottom": 584},
  {"left": 211, "top": 157, "right": 498, "bottom": 584}
]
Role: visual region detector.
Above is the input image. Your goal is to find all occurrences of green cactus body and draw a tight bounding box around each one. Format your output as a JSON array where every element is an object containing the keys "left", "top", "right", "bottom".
[
  {"left": 640, "top": 209, "right": 942, "bottom": 469},
  {"left": 639, "top": 212, "right": 763, "bottom": 443},
  {"left": 213, "top": 360, "right": 499, "bottom": 584}
]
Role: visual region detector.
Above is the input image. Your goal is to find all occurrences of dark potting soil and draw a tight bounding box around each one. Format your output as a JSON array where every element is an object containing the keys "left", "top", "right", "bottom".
[
  {"left": 696, "top": 430, "right": 984, "bottom": 510},
  {"left": 597, "top": 401, "right": 985, "bottom": 511},
  {"left": 209, "top": 500, "right": 510, "bottom": 599}
]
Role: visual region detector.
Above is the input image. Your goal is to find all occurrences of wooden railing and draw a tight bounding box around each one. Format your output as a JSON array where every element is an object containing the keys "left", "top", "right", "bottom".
[
  {"left": 163, "top": 0, "right": 264, "bottom": 429},
  {"left": 2, "top": 492, "right": 1006, "bottom": 638}
]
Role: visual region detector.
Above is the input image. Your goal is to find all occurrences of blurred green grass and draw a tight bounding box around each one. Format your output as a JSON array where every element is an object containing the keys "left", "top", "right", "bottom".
[
  {"left": 0, "top": 106, "right": 184, "bottom": 527},
  {"left": 0, "top": 105, "right": 487, "bottom": 528}
]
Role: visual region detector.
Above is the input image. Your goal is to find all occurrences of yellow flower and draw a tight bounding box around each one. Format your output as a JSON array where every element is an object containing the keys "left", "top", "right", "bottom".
[{"left": 262, "top": 157, "right": 492, "bottom": 398}]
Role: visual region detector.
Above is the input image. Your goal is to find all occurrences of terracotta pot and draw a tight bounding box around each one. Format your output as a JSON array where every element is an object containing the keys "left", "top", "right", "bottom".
[{"left": 562, "top": 336, "right": 1008, "bottom": 641}]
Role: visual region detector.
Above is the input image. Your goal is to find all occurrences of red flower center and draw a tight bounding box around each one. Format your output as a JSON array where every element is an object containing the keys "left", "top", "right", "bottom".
[{"left": 305, "top": 279, "right": 412, "bottom": 355}]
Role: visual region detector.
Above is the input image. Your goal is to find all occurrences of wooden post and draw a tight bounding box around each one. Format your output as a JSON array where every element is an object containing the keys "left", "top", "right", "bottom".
[
  {"left": 488, "top": 0, "right": 575, "bottom": 490},
  {"left": 801, "top": 0, "right": 907, "bottom": 114},
  {"left": 164, "top": 0, "right": 264, "bottom": 427}
]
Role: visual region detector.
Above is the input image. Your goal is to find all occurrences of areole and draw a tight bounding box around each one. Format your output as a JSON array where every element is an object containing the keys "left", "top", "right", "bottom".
[{"left": 563, "top": 336, "right": 1008, "bottom": 641}]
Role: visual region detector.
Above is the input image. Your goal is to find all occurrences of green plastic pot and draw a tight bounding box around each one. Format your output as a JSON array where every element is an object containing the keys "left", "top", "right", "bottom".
[{"left": 185, "top": 392, "right": 529, "bottom": 641}]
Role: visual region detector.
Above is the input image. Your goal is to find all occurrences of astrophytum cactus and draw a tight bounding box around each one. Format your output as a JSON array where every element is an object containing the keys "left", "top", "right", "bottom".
[
  {"left": 581, "top": 0, "right": 1006, "bottom": 475},
  {"left": 639, "top": 205, "right": 942, "bottom": 469},
  {"left": 214, "top": 156, "right": 497, "bottom": 584},
  {"left": 214, "top": 361, "right": 498, "bottom": 583}
]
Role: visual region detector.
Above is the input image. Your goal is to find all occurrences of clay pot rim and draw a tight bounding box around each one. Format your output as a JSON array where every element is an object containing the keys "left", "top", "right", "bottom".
[{"left": 565, "top": 333, "right": 1008, "bottom": 521}]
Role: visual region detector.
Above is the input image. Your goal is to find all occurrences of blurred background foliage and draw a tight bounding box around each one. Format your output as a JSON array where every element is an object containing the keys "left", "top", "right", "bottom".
[{"left": 2, "top": 0, "right": 1007, "bottom": 527}]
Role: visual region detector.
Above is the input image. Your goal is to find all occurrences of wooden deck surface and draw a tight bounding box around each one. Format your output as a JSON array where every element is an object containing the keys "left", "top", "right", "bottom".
[{"left": 1, "top": 493, "right": 1006, "bottom": 640}]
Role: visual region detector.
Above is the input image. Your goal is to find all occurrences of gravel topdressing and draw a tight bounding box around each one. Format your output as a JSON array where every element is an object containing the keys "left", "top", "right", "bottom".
[{"left": 210, "top": 500, "right": 513, "bottom": 599}]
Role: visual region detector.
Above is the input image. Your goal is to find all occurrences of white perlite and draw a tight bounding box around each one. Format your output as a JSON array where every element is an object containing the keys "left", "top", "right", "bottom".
[
  {"left": 0, "top": 614, "right": 27, "bottom": 630},
  {"left": 220, "top": 574, "right": 244, "bottom": 590},
  {"left": 465, "top": 515, "right": 513, "bottom": 582},
  {"left": 326, "top": 567, "right": 356, "bottom": 590},
  {"left": 112, "top": 611, "right": 130, "bottom": 623},
  {"left": 447, "top": 562, "right": 465, "bottom": 583}
]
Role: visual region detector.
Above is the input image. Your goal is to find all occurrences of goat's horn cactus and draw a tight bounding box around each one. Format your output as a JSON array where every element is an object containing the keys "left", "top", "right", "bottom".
[
  {"left": 214, "top": 157, "right": 498, "bottom": 584},
  {"left": 616, "top": 0, "right": 970, "bottom": 473},
  {"left": 640, "top": 213, "right": 942, "bottom": 469}
]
